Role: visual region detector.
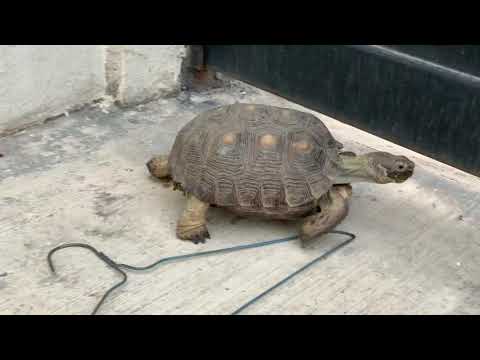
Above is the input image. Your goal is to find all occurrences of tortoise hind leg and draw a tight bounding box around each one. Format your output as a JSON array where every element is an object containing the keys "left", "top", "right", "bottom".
[
  {"left": 177, "top": 193, "right": 211, "bottom": 244},
  {"left": 146, "top": 155, "right": 170, "bottom": 179},
  {"left": 300, "top": 184, "right": 352, "bottom": 247}
]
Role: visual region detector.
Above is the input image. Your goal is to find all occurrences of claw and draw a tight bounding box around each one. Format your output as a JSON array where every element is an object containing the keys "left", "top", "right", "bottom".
[
  {"left": 178, "top": 225, "right": 210, "bottom": 244},
  {"left": 190, "top": 232, "right": 207, "bottom": 244}
]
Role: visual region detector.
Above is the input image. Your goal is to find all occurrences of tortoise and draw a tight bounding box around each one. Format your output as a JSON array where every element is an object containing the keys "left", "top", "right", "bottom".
[{"left": 146, "top": 103, "right": 415, "bottom": 245}]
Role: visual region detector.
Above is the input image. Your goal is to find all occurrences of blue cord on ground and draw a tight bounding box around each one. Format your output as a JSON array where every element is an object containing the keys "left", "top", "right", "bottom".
[{"left": 46, "top": 230, "right": 356, "bottom": 315}]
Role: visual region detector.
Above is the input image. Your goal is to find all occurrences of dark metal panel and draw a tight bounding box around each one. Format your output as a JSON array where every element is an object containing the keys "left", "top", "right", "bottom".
[
  {"left": 204, "top": 45, "right": 480, "bottom": 176},
  {"left": 387, "top": 45, "right": 480, "bottom": 78}
]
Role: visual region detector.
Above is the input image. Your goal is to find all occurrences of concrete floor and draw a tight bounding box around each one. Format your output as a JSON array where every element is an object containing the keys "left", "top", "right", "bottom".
[{"left": 1, "top": 81, "right": 480, "bottom": 315}]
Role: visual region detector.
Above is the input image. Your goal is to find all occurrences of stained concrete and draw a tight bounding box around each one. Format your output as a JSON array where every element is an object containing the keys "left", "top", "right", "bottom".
[{"left": 1, "top": 80, "right": 480, "bottom": 315}]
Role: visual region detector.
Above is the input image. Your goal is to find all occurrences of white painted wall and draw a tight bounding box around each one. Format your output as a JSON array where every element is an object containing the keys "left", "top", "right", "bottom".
[
  {"left": 0, "top": 45, "right": 187, "bottom": 134},
  {"left": 109, "top": 45, "right": 187, "bottom": 106},
  {"left": 0, "top": 45, "right": 105, "bottom": 134}
]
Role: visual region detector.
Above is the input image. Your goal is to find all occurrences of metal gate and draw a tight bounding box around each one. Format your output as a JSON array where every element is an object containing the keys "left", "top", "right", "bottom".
[{"left": 203, "top": 45, "right": 480, "bottom": 177}]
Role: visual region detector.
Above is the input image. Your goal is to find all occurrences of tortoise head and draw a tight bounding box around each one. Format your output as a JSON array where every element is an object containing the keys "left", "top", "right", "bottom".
[{"left": 333, "top": 151, "right": 415, "bottom": 184}]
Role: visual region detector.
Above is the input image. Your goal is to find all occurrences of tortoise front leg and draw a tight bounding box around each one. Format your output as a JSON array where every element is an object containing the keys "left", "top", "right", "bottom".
[
  {"left": 300, "top": 184, "right": 352, "bottom": 246},
  {"left": 177, "top": 193, "right": 211, "bottom": 244},
  {"left": 146, "top": 155, "right": 170, "bottom": 179}
]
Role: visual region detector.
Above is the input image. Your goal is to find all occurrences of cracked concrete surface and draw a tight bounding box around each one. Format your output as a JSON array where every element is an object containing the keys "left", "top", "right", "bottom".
[{"left": 1, "top": 80, "right": 480, "bottom": 315}]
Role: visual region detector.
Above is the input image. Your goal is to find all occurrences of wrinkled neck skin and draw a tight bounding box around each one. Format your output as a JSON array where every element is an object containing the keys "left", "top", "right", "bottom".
[{"left": 332, "top": 155, "right": 378, "bottom": 184}]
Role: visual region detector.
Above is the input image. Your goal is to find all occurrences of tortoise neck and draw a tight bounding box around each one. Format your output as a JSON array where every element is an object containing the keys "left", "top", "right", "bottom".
[{"left": 332, "top": 155, "right": 375, "bottom": 184}]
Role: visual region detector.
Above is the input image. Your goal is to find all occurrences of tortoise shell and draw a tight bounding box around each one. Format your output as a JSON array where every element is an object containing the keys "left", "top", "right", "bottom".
[{"left": 168, "top": 103, "right": 341, "bottom": 214}]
